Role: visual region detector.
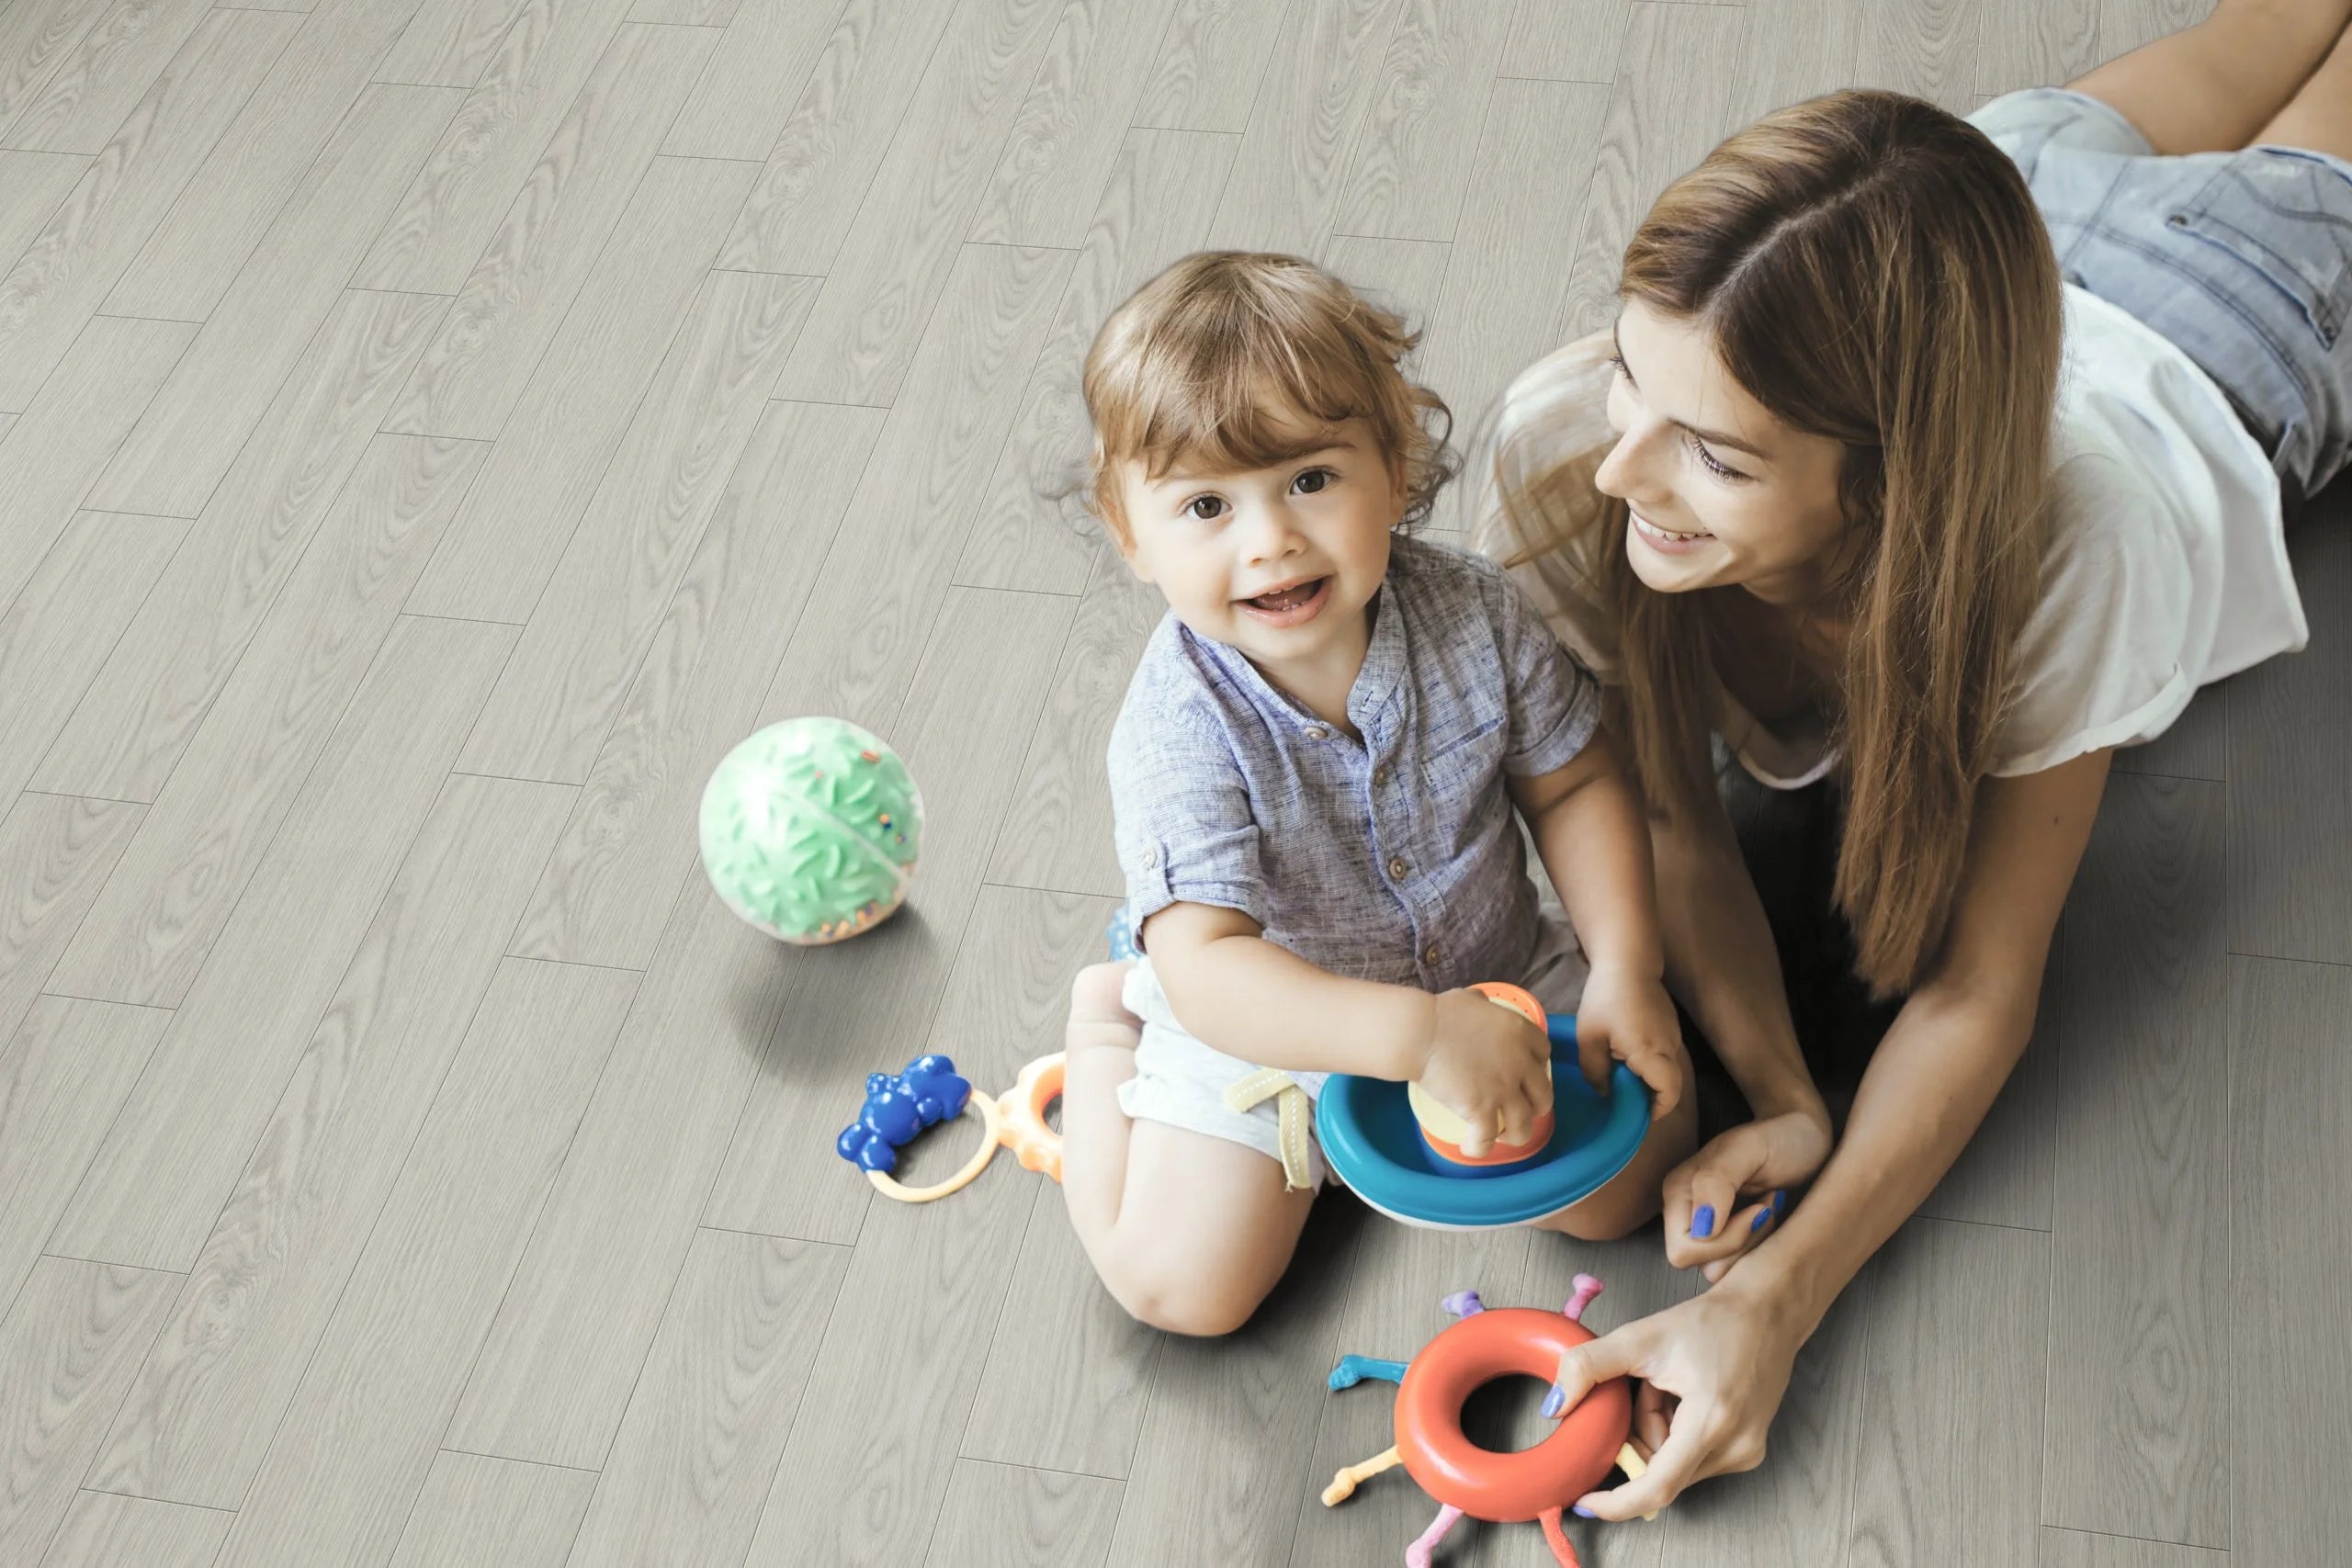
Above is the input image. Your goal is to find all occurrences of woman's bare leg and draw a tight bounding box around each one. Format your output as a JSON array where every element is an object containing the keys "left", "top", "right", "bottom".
[
  {"left": 2067, "top": 0, "right": 2352, "bottom": 152},
  {"left": 2255, "top": 17, "right": 2352, "bottom": 157},
  {"left": 1060, "top": 963, "right": 1316, "bottom": 1337}
]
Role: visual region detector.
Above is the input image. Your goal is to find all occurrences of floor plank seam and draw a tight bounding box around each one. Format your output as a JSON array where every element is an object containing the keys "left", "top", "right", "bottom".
[
  {"left": 2227, "top": 949, "right": 2350, "bottom": 971},
  {"left": 493, "top": 951, "right": 648, "bottom": 977},
  {"left": 691, "top": 1221, "right": 855, "bottom": 1250},
  {"left": 73, "top": 1483, "right": 236, "bottom": 1514},
  {"left": 435, "top": 1443, "right": 603, "bottom": 1476},
  {"left": 32, "top": 1251, "right": 187, "bottom": 1277},
  {"left": 87, "top": 312, "right": 209, "bottom": 328}
]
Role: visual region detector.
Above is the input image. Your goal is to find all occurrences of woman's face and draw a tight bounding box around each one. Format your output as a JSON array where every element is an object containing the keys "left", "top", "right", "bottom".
[{"left": 1594, "top": 299, "right": 1852, "bottom": 608}]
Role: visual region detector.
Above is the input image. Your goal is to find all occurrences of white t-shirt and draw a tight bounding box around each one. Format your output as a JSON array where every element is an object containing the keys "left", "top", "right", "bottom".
[{"left": 1473, "top": 286, "right": 2305, "bottom": 787}]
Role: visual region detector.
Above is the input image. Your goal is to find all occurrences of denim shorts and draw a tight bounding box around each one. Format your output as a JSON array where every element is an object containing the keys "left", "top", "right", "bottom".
[{"left": 1970, "top": 86, "right": 2352, "bottom": 513}]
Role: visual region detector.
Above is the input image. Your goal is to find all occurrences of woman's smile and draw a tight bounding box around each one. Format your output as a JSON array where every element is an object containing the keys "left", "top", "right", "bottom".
[{"left": 1630, "top": 508, "right": 1714, "bottom": 554}]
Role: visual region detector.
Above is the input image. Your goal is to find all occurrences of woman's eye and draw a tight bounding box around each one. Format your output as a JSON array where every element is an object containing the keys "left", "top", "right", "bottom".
[
  {"left": 1685, "top": 431, "right": 1745, "bottom": 481},
  {"left": 1184, "top": 494, "right": 1227, "bottom": 521},
  {"left": 1294, "top": 468, "right": 1333, "bottom": 494},
  {"left": 1605, "top": 353, "right": 1630, "bottom": 380}
]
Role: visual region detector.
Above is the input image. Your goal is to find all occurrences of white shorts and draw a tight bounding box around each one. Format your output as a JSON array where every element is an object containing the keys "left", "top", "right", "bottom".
[{"left": 1116, "top": 917, "right": 1589, "bottom": 1190}]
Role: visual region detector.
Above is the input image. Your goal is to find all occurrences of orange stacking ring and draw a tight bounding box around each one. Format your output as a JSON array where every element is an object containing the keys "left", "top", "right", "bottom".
[
  {"left": 1393, "top": 1306, "right": 1633, "bottom": 1523},
  {"left": 1408, "top": 982, "right": 1557, "bottom": 1168}
]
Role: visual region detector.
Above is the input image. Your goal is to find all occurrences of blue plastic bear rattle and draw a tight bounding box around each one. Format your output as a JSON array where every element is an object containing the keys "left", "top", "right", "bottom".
[{"left": 836, "top": 1055, "right": 975, "bottom": 1174}]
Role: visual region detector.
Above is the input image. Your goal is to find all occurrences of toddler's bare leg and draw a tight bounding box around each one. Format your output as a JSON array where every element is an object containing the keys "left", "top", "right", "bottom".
[
  {"left": 1060, "top": 964, "right": 1316, "bottom": 1336},
  {"left": 2067, "top": 0, "right": 2352, "bottom": 152},
  {"left": 1526, "top": 1038, "right": 1699, "bottom": 1240}
]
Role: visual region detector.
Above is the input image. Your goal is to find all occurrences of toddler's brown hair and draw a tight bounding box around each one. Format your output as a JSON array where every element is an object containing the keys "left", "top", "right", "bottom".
[{"left": 1080, "top": 251, "right": 1454, "bottom": 542}]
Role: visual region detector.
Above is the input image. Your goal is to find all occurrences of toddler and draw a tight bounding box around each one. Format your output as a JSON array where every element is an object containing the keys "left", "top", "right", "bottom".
[{"left": 1060, "top": 253, "right": 1691, "bottom": 1337}]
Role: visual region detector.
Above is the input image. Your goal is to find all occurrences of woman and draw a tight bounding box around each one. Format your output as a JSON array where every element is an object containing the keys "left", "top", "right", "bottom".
[{"left": 1477, "top": 0, "right": 2349, "bottom": 1519}]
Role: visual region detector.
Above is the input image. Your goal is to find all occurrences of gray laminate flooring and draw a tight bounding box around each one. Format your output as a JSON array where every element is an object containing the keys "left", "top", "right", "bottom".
[{"left": 1, "top": 0, "right": 2345, "bottom": 1562}]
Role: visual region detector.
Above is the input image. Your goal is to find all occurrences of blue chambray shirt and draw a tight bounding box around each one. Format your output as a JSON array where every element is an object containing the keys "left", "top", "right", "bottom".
[{"left": 1107, "top": 533, "right": 1602, "bottom": 993}]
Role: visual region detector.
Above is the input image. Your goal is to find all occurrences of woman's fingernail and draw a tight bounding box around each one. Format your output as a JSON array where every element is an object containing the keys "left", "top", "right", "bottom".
[
  {"left": 1690, "top": 1204, "right": 1715, "bottom": 1238},
  {"left": 1750, "top": 1205, "right": 1772, "bottom": 1233},
  {"left": 1771, "top": 1187, "right": 1788, "bottom": 1213},
  {"left": 1572, "top": 1505, "right": 1598, "bottom": 1519},
  {"left": 1541, "top": 1384, "right": 1566, "bottom": 1418}
]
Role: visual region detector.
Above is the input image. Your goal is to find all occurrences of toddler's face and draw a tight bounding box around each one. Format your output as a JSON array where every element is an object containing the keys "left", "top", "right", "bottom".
[{"left": 1115, "top": 414, "right": 1405, "bottom": 683}]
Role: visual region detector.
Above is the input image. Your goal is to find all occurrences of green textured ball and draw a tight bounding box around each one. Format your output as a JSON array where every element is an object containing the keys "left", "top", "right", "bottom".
[{"left": 698, "top": 717, "right": 924, "bottom": 945}]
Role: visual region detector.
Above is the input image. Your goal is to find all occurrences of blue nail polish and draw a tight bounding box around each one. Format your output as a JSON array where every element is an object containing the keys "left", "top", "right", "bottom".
[
  {"left": 1572, "top": 1505, "right": 1598, "bottom": 1519},
  {"left": 1750, "top": 1205, "right": 1772, "bottom": 1233},
  {"left": 1690, "top": 1204, "right": 1715, "bottom": 1238},
  {"left": 1770, "top": 1187, "right": 1788, "bottom": 1213},
  {"left": 1540, "top": 1384, "right": 1566, "bottom": 1418}
]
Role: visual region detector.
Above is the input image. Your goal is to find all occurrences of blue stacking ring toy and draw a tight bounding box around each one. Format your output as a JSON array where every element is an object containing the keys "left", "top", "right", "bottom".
[
  {"left": 1318, "top": 1013, "right": 1651, "bottom": 1230},
  {"left": 1105, "top": 909, "right": 1648, "bottom": 1229}
]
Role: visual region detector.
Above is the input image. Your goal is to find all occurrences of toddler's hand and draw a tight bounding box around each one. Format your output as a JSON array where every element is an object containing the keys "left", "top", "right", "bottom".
[
  {"left": 1572, "top": 964, "right": 1685, "bottom": 1121},
  {"left": 1415, "top": 990, "right": 1555, "bottom": 1157}
]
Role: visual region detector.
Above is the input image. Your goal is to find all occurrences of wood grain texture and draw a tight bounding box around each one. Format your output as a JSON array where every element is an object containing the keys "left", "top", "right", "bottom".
[
  {"left": 0, "top": 152, "right": 85, "bottom": 292},
  {"left": 438, "top": 870, "right": 801, "bottom": 1470},
  {"left": 0, "top": 0, "right": 214, "bottom": 156},
  {"left": 955, "top": 125, "right": 1234, "bottom": 597},
  {"left": 2112, "top": 684, "right": 2224, "bottom": 781},
  {"left": 760, "top": 241, "right": 1072, "bottom": 733},
  {"left": 1842, "top": 1219, "right": 2047, "bottom": 1568},
  {"left": 2228, "top": 954, "right": 2352, "bottom": 1568},
  {"left": 42, "top": 435, "right": 482, "bottom": 1011},
  {"left": 1105, "top": 1200, "right": 1363, "bottom": 1568},
  {"left": 0, "top": 998, "right": 171, "bottom": 1314},
  {"left": 86, "top": 85, "right": 459, "bottom": 519},
  {"left": 1498, "top": 0, "right": 1630, "bottom": 85},
  {"left": 209, "top": 957, "right": 636, "bottom": 1568},
  {"left": 660, "top": 0, "right": 845, "bottom": 160},
  {"left": 1970, "top": 0, "right": 2098, "bottom": 94},
  {"left": 0, "top": 511, "right": 187, "bottom": 808},
  {"left": 2040, "top": 1527, "right": 2228, "bottom": 1567},
  {"left": 1553, "top": 0, "right": 1746, "bottom": 343},
  {"left": 0, "top": 12, "right": 287, "bottom": 412},
  {"left": 506, "top": 398, "right": 884, "bottom": 969},
  {"left": 351, "top": 0, "right": 641, "bottom": 297},
  {"left": 0, "top": 1259, "right": 178, "bottom": 1565},
  {"left": 453, "top": 270, "right": 814, "bottom": 783},
  {"left": 1728, "top": 0, "right": 1869, "bottom": 126},
  {"left": 768, "top": 0, "right": 1064, "bottom": 407},
  {"left": 373, "top": 30, "right": 719, "bottom": 441},
  {"left": 400, "top": 162, "right": 757, "bottom": 624},
  {"left": 1132, "top": 0, "right": 1285, "bottom": 132},
  {"left": 1413, "top": 73, "right": 1606, "bottom": 530},
  {"left": 84, "top": 775, "right": 573, "bottom": 1508},
  {"left": 385, "top": 1450, "right": 597, "bottom": 1568},
  {"left": 709, "top": 585, "right": 1076, "bottom": 1241},
  {"left": 0, "top": 0, "right": 113, "bottom": 134},
  {"left": 951, "top": 887, "right": 1160, "bottom": 1479},
  {"left": 38, "top": 290, "right": 449, "bottom": 813},
  {"left": 2044, "top": 773, "right": 2230, "bottom": 1546},
  {"left": 925, "top": 1461, "right": 1125, "bottom": 1568},
  {"left": 0, "top": 312, "right": 189, "bottom": 613},
  {"left": 1854, "top": 0, "right": 1983, "bottom": 112},
  {"left": 967, "top": 0, "right": 1185, "bottom": 249},
  {"left": 562, "top": 1229, "right": 848, "bottom": 1567},
  {"left": 1914, "top": 936, "right": 2060, "bottom": 1230},
  {"left": 374, "top": 0, "right": 538, "bottom": 89},
  {"left": 1203, "top": 0, "right": 1403, "bottom": 256},
  {"left": 35, "top": 1491, "right": 232, "bottom": 1568},
  {"left": 2229, "top": 513, "right": 2350, "bottom": 964},
  {"left": 985, "top": 553, "right": 1159, "bottom": 899},
  {"left": 630, "top": 0, "right": 744, "bottom": 23},
  {"left": 1322, "top": 233, "right": 1450, "bottom": 324},
  {"left": 1331, "top": 0, "right": 1513, "bottom": 244},
  {"left": 98, "top": 0, "right": 432, "bottom": 323},
  {"left": 711, "top": 0, "right": 961, "bottom": 276},
  {"left": 47, "top": 615, "right": 516, "bottom": 1272},
  {"left": 0, "top": 794, "right": 141, "bottom": 1050}
]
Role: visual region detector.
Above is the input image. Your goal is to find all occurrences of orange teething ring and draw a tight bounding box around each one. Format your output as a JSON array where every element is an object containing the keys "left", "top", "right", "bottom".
[
  {"left": 1394, "top": 1307, "right": 1633, "bottom": 1523},
  {"left": 867, "top": 1053, "right": 1064, "bottom": 1202}
]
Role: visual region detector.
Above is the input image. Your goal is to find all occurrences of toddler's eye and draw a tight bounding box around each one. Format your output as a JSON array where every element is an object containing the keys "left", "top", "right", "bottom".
[
  {"left": 1184, "top": 494, "right": 1227, "bottom": 521},
  {"left": 1294, "top": 468, "right": 1333, "bottom": 494}
]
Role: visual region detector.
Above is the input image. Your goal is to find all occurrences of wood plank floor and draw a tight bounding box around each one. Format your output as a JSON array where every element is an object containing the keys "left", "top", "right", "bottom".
[{"left": 2, "top": 0, "right": 2345, "bottom": 1563}]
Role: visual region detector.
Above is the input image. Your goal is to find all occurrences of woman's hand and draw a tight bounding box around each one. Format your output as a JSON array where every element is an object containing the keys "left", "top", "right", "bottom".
[
  {"left": 1662, "top": 1109, "right": 1832, "bottom": 1280},
  {"left": 1547, "top": 1271, "right": 1811, "bottom": 1518},
  {"left": 1571, "top": 962, "right": 1685, "bottom": 1118},
  {"left": 1415, "top": 989, "right": 1555, "bottom": 1156}
]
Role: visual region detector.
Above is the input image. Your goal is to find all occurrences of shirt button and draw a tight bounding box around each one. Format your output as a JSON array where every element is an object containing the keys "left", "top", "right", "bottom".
[
  {"left": 1141, "top": 847, "right": 1159, "bottom": 868},
  {"left": 1387, "top": 855, "right": 1408, "bottom": 881},
  {"left": 1305, "top": 726, "right": 1328, "bottom": 741},
  {"left": 1373, "top": 764, "right": 1390, "bottom": 787},
  {"left": 1423, "top": 943, "right": 1441, "bottom": 967}
]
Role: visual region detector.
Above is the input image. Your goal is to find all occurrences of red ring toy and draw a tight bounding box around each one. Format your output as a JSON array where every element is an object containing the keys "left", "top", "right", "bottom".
[{"left": 1319, "top": 1277, "right": 1639, "bottom": 1566}]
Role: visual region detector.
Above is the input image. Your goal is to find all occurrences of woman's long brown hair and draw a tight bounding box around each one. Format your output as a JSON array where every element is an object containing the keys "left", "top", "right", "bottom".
[{"left": 1491, "top": 89, "right": 2064, "bottom": 996}]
